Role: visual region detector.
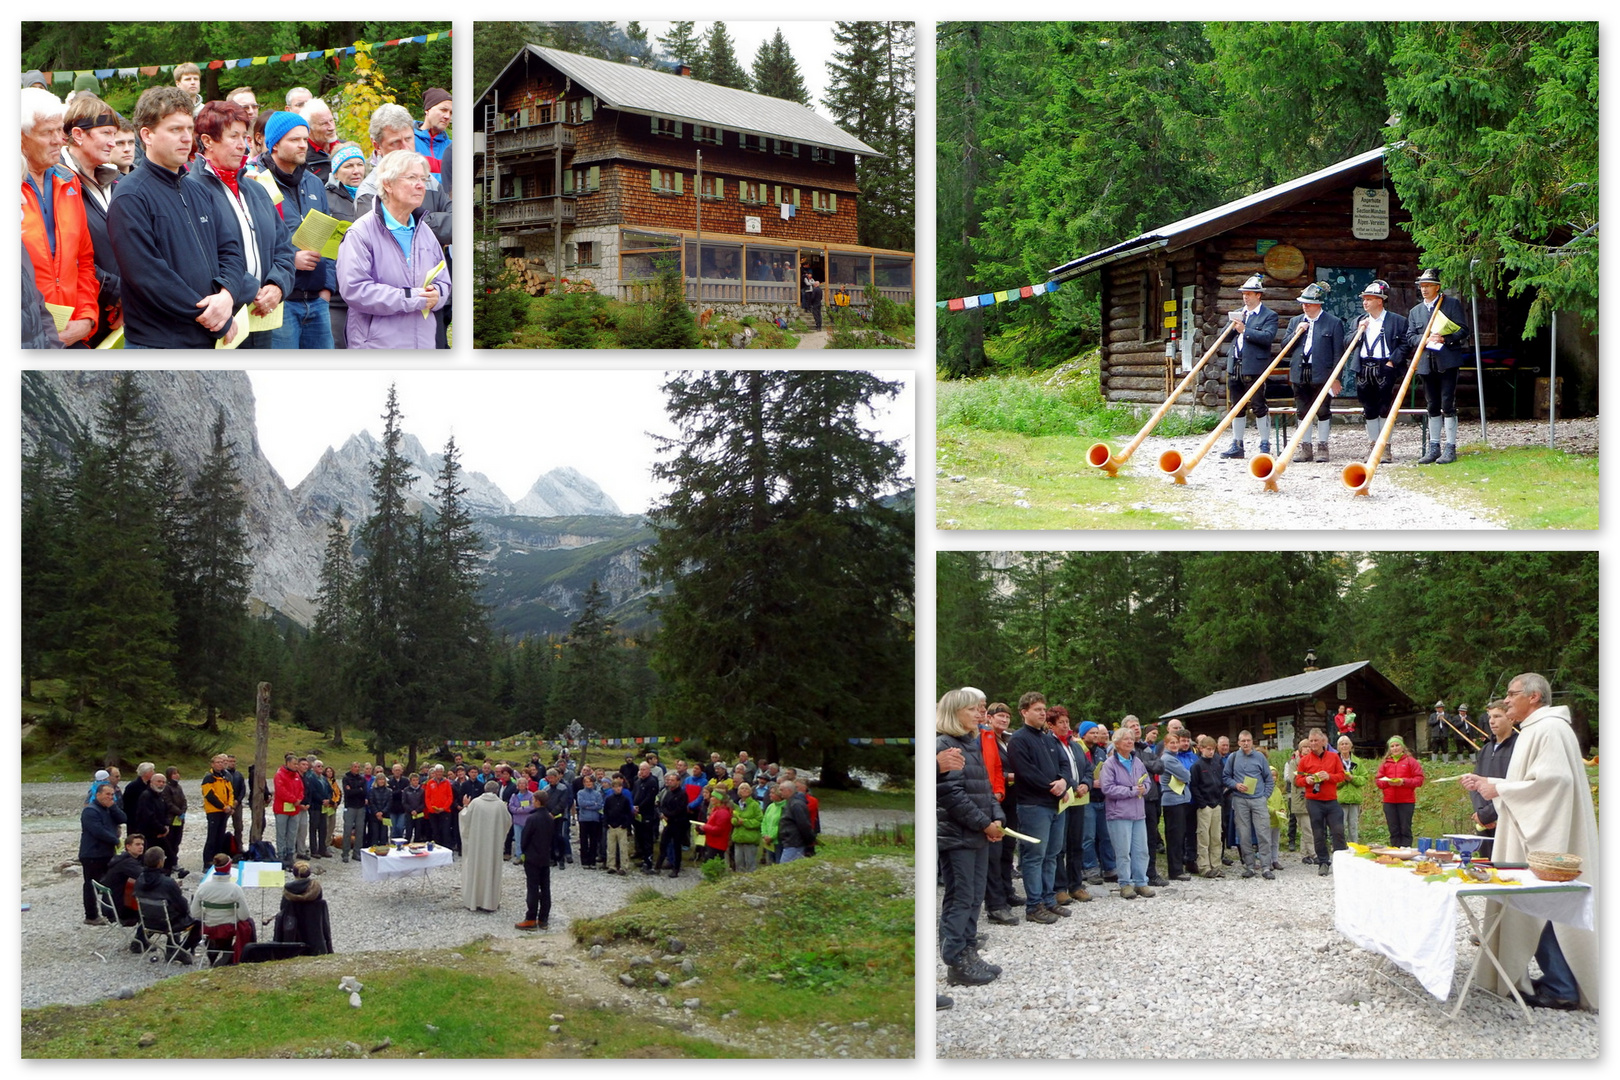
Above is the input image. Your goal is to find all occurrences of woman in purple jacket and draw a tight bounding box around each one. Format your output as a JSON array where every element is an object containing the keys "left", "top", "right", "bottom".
[
  {"left": 335, "top": 150, "right": 449, "bottom": 349},
  {"left": 1099, "top": 726, "right": 1153, "bottom": 898}
]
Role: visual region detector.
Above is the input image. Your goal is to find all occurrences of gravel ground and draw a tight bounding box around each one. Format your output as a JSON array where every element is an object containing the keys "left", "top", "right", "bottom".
[
  {"left": 935, "top": 851, "right": 1599, "bottom": 1059},
  {"left": 22, "top": 781, "right": 909, "bottom": 1012}
]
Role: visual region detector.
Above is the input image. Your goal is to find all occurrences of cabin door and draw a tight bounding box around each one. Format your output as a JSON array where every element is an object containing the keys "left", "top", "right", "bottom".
[{"left": 1179, "top": 286, "right": 1196, "bottom": 370}]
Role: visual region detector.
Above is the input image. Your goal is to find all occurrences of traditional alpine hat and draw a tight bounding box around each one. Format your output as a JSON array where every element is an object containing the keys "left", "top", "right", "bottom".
[
  {"left": 1433, "top": 699, "right": 1447, "bottom": 709},
  {"left": 1458, "top": 704, "right": 1469, "bottom": 712},
  {"left": 1240, "top": 274, "right": 1266, "bottom": 292},
  {"left": 1360, "top": 279, "right": 1392, "bottom": 299},
  {"left": 1415, "top": 268, "right": 1443, "bottom": 286},
  {"left": 1296, "top": 281, "right": 1331, "bottom": 304}
]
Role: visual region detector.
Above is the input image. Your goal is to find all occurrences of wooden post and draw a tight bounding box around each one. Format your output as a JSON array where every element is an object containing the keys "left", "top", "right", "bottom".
[{"left": 252, "top": 682, "right": 270, "bottom": 843}]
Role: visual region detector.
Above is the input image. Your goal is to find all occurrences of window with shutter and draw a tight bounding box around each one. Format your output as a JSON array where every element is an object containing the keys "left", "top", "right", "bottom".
[
  {"left": 563, "top": 171, "right": 574, "bottom": 194},
  {"left": 565, "top": 241, "right": 577, "bottom": 267},
  {"left": 588, "top": 165, "right": 600, "bottom": 193}
]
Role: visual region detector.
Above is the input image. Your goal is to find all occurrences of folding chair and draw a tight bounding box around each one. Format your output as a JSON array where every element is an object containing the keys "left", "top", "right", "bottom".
[
  {"left": 199, "top": 901, "right": 240, "bottom": 967},
  {"left": 136, "top": 897, "right": 192, "bottom": 967},
  {"left": 89, "top": 881, "right": 135, "bottom": 963}
]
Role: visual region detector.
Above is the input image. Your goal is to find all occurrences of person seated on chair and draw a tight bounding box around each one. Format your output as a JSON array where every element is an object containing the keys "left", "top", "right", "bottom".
[
  {"left": 100, "top": 832, "right": 148, "bottom": 929},
  {"left": 133, "top": 847, "right": 202, "bottom": 963},
  {"left": 191, "top": 853, "right": 253, "bottom": 962},
  {"left": 272, "top": 861, "right": 333, "bottom": 956}
]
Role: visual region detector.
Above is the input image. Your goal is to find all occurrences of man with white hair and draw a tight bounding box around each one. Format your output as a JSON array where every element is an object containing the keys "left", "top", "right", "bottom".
[
  {"left": 22, "top": 86, "right": 99, "bottom": 347},
  {"left": 299, "top": 97, "right": 337, "bottom": 183},
  {"left": 285, "top": 86, "right": 312, "bottom": 111},
  {"left": 1463, "top": 673, "right": 1599, "bottom": 1011}
]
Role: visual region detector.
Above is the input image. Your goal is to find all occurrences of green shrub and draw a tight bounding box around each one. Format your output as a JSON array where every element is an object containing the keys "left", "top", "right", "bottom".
[{"left": 540, "top": 290, "right": 609, "bottom": 349}]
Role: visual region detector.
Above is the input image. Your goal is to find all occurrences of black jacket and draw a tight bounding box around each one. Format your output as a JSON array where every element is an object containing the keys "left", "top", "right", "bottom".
[
  {"left": 1227, "top": 304, "right": 1280, "bottom": 377},
  {"left": 936, "top": 732, "right": 1002, "bottom": 851},
  {"left": 1353, "top": 309, "right": 1411, "bottom": 385},
  {"left": 1286, "top": 311, "right": 1347, "bottom": 386},
  {"left": 256, "top": 151, "right": 336, "bottom": 297},
  {"left": 341, "top": 771, "right": 369, "bottom": 809},
  {"left": 133, "top": 786, "right": 172, "bottom": 842},
  {"left": 106, "top": 159, "right": 244, "bottom": 346},
  {"left": 1470, "top": 732, "right": 1518, "bottom": 827},
  {"left": 632, "top": 776, "right": 660, "bottom": 821},
  {"left": 134, "top": 866, "right": 191, "bottom": 928},
  {"left": 1189, "top": 754, "right": 1226, "bottom": 809},
  {"left": 366, "top": 778, "right": 393, "bottom": 818},
  {"left": 274, "top": 877, "right": 333, "bottom": 955},
  {"left": 1005, "top": 724, "right": 1074, "bottom": 809},
  {"left": 184, "top": 158, "right": 296, "bottom": 312},
  {"left": 1407, "top": 294, "right": 1473, "bottom": 375},
  {"left": 778, "top": 793, "right": 815, "bottom": 849},
  {"left": 520, "top": 800, "right": 555, "bottom": 862},
  {"left": 602, "top": 789, "right": 635, "bottom": 829},
  {"left": 658, "top": 786, "right": 690, "bottom": 834}
]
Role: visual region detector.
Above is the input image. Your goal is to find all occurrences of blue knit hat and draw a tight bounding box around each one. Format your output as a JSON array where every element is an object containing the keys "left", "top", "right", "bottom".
[
  {"left": 264, "top": 110, "right": 309, "bottom": 153},
  {"left": 1077, "top": 721, "right": 1098, "bottom": 738},
  {"left": 330, "top": 143, "right": 365, "bottom": 174}
]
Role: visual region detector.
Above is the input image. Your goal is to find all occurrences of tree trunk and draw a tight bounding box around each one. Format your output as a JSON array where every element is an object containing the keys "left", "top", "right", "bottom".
[
  {"left": 251, "top": 682, "right": 270, "bottom": 843},
  {"left": 202, "top": 702, "right": 218, "bottom": 733},
  {"left": 817, "top": 745, "right": 858, "bottom": 789}
]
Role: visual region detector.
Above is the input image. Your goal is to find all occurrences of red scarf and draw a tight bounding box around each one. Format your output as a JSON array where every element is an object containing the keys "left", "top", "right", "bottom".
[{"left": 205, "top": 157, "right": 241, "bottom": 199}]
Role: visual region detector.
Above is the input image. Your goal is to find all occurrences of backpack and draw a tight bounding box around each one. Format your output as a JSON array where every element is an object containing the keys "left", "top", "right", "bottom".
[{"left": 246, "top": 838, "right": 277, "bottom": 863}]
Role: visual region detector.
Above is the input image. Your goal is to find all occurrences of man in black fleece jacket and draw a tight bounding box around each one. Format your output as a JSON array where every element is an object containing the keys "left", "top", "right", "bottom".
[
  {"left": 1004, "top": 692, "right": 1076, "bottom": 924},
  {"left": 107, "top": 87, "right": 241, "bottom": 348}
]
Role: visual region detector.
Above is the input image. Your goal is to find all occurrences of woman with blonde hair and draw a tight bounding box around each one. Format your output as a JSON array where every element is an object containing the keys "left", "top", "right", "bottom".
[{"left": 937, "top": 687, "right": 1004, "bottom": 987}]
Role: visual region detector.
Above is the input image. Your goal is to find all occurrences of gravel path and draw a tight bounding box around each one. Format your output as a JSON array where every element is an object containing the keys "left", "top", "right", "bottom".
[
  {"left": 22, "top": 782, "right": 910, "bottom": 1012},
  {"left": 935, "top": 853, "right": 1599, "bottom": 1059}
]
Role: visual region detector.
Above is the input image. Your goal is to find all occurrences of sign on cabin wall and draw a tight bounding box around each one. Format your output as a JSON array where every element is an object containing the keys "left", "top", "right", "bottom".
[
  {"left": 1352, "top": 187, "right": 1390, "bottom": 240},
  {"left": 745, "top": 216, "right": 761, "bottom": 234}
]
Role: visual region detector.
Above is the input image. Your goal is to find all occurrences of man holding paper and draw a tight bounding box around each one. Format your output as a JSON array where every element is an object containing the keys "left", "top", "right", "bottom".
[
  {"left": 1004, "top": 692, "right": 1076, "bottom": 925},
  {"left": 257, "top": 110, "right": 335, "bottom": 349},
  {"left": 1222, "top": 729, "right": 1275, "bottom": 880},
  {"left": 106, "top": 86, "right": 243, "bottom": 348},
  {"left": 185, "top": 100, "right": 295, "bottom": 350},
  {"left": 1406, "top": 268, "right": 1473, "bottom": 465}
]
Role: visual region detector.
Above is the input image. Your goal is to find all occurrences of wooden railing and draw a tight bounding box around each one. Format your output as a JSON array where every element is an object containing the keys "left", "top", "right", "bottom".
[
  {"left": 491, "top": 124, "right": 575, "bottom": 156},
  {"left": 493, "top": 196, "right": 577, "bottom": 227}
]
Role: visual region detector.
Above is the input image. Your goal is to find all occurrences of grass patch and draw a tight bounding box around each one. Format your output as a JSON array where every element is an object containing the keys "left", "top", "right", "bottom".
[
  {"left": 813, "top": 786, "right": 914, "bottom": 813},
  {"left": 573, "top": 844, "right": 912, "bottom": 1036},
  {"left": 937, "top": 363, "right": 1218, "bottom": 440},
  {"left": 1398, "top": 444, "right": 1597, "bottom": 529},
  {"left": 936, "top": 428, "right": 1192, "bottom": 530},
  {"left": 20, "top": 943, "right": 740, "bottom": 1058}
]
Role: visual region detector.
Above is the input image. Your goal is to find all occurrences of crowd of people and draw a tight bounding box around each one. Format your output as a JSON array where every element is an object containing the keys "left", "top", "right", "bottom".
[
  {"left": 936, "top": 674, "right": 1596, "bottom": 1014},
  {"left": 78, "top": 745, "right": 821, "bottom": 958},
  {"left": 22, "top": 66, "right": 451, "bottom": 349}
]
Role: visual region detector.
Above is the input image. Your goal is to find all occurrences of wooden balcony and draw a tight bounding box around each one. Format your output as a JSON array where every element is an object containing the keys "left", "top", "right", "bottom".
[
  {"left": 491, "top": 123, "right": 575, "bottom": 157},
  {"left": 494, "top": 196, "right": 577, "bottom": 228}
]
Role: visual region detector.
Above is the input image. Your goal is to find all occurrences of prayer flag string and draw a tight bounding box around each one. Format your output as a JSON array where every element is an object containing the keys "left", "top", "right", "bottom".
[
  {"left": 939, "top": 278, "right": 1060, "bottom": 311},
  {"left": 39, "top": 30, "right": 449, "bottom": 85}
]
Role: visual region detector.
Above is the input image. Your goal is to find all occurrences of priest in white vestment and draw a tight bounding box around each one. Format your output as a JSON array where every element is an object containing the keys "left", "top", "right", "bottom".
[
  {"left": 460, "top": 781, "right": 511, "bottom": 912},
  {"left": 1464, "top": 672, "right": 1599, "bottom": 1010}
]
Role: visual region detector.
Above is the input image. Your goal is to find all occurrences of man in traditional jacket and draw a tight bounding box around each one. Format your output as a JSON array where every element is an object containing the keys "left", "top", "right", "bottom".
[
  {"left": 1405, "top": 268, "right": 1472, "bottom": 465},
  {"left": 1463, "top": 673, "right": 1598, "bottom": 1011},
  {"left": 1351, "top": 279, "right": 1411, "bottom": 462},
  {"left": 1219, "top": 275, "right": 1280, "bottom": 459},
  {"left": 459, "top": 781, "right": 511, "bottom": 913},
  {"left": 1284, "top": 282, "right": 1346, "bottom": 463}
]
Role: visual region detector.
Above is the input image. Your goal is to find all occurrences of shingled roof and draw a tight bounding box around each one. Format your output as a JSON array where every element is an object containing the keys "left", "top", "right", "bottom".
[
  {"left": 480, "top": 45, "right": 881, "bottom": 158},
  {"left": 1161, "top": 661, "right": 1413, "bottom": 721}
]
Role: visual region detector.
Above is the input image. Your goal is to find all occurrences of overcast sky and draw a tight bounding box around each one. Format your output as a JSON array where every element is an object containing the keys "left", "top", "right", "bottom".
[
  {"left": 638, "top": 21, "right": 841, "bottom": 113},
  {"left": 250, "top": 369, "right": 915, "bottom": 515}
]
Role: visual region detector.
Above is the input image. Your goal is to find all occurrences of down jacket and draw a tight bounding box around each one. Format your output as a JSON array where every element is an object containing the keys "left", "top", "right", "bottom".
[{"left": 936, "top": 732, "right": 1002, "bottom": 851}]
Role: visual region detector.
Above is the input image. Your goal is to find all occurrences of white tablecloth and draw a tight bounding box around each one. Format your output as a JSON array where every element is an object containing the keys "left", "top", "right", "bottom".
[
  {"left": 1333, "top": 850, "right": 1592, "bottom": 999},
  {"left": 359, "top": 847, "right": 453, "bottom": 882}
]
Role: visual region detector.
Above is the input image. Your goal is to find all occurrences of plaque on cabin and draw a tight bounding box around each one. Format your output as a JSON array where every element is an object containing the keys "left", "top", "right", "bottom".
[
  {"left": 1262, "top": 243, "right": 1306, "bottom": 281},
  {"left": 1352, "top": 187, "right": 1390, "bottom": 240},
  {"left": 745, "top": 216, "right": 762, "bottom": 234}
]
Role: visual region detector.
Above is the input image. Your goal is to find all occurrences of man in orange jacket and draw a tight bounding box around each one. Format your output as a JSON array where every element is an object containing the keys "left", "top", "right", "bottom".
[
  {"left": 22, "top": 87, "right": 98, "bottom": 347},
  {"left": 1294, "top": 727, "right": 1348, "bottom": 876}
]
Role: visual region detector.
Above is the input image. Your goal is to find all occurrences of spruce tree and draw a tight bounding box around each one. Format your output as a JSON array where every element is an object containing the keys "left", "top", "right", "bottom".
[
  {"left": 59, "top": 373, "right": 178, "bottom": 755},
  {"left": 644, "top": 372, "right": 911, "bottom": 775},
  {"left": 20, "top": 444, "right": 70, "bottom": 696},
  {"left": 309, "top": 508, "right": 356, "bottom": 745},
  {"left": 624, "top": 21, "right": 654, "bottom": 66},
  {"left": 824, "top": 22, "right": 915, "bottom": 251},
  {"left": 656, "top": 21, "right": 702, "bottom": 69},
  {"left": 549, "top": 579, "right": 624, "bottom": 736},
  {"left": 697, "top": 22, "right": 753, "bottom": 91},
  {"left": 175, "top": 410, "right": 252, "bottom": 730},
  {"left": 752, "top": 28, "right": 811, "bottom": 105}
]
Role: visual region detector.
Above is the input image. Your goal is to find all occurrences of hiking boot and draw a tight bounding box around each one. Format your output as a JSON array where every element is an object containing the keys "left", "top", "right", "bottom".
[
  {"left": 965, "top": 947, "right": 1002, "bottom": 976},
  {"left": 1318, "top": 863, "right": 1332, "bottom": 877},
  {"left": 1055, "top": 890, "right": 1072, "bottom": 905},
  {"left": 1382, "top": 445, "right": 1393, "bottom": 463},
  {"left": 515, "top": 919, "right": 540, "bottom": 930},
  {"left": 1006, "top": 892, "right": 1026, "bottom": 906},
  {"left": 1417, "top": 441, "right": 1442, "bottom": 465},
  {"left": 1119, "top": 884, "right": 1138, "bottom": 899},
  {"left": 1271, "top": 861, "right": 1284, "bottom": 871},
  {"left": 1083, "top": 872, "right": 1104, "bottom": 886},
  {"left": 945, "top": 959, "right": 996, "bottom": 987},
  {"left": 987, "top": 907, "right": 1021, "bottom": 925},
  {"left": 84, "top": 916, "right": 106, "bottom": 926},
  {"left": 1135, "top": 885, "right": 1156, "bottom": 898},
  {"left": 1026, "top": 906, "right": 1059, "bottom": 925},
  {"left": 1221, "top": 855, "right": 1234, "bottom": 866},
  {"left": 938, "top": 994, "right": 955, "bottom": 1011},
  {"left": 1046, "top": 902, "right": 1073, "bottom": 917},
  {"left": 1438, "top": 443, "right": 1457, "bottom": 465},
  {"left": 1316, "top": 442, "right": 1330, "bottom": 463},
  {"left": 1262, "top": 870, "right": 1276, "bottom": 880},
  {"left": 1204, "top": 868, "right": 1221, "bottom": 879},
  {"left": 1258, "top": 441, "right": 1271, "bottom": 455},
  {"left": 1297, "top": 442, "right": 1314, "bottom": 463},
  {"left": 1241, "top": 867, "right": 1256, "bottom": 879},
  {"left": 1148, "top": 874, "right": 1169, "bottom": 888},
  {"left": 1070, "top": 887, "right": 1093, "bottom": 902},
  {"left": 1219, "top": 442, "right": 1244, "bottom": 459}
]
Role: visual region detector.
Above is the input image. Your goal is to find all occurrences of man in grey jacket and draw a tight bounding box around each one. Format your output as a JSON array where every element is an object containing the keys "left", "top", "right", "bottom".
[{"left": 1223, "top": 730, "right": 1276, "bottom": 880}]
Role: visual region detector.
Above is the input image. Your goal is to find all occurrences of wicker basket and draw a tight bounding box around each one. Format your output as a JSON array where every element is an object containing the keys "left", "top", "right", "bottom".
[{"left": 1527, "top": 850, "right": 1583, "bottom": 882}]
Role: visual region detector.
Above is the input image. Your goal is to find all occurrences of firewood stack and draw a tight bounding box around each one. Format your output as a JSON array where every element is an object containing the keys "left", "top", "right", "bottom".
[{"left": 505, "top": 257, "right": 555, "bottom": 296}]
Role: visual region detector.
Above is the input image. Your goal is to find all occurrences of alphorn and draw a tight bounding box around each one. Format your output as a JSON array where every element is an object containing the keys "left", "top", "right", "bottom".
[
  {"left": 1087, "top": 321, "right": 1237, "bottom": 477},
  {"left": 1250, "top": 323, "right": 1367, "bottom": 491},
  {"left": 1342, "top": 302, "right": 1448, "bottom": 496},
  {"left": 1159, "top": 321, "right": 1308, "bottom": 484}
]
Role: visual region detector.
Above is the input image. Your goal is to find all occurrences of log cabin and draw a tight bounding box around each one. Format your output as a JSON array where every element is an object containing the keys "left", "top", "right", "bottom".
[
  {"left": 1049, "top": 148, "right": 1595, "bottom": 419},
  {"left": 473, "top": 45, "right": 914, "bottom": 313}
]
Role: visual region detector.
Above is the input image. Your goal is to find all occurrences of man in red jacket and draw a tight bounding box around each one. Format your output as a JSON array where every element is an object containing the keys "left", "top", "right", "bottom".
[
  {"left": 272, "top": 754, "right": 304, "bottom": 868},
  {"left": 1295, "top": 728, "right": 1348, "bottom": 876},
  {"left": 22, "top": 87, "right": 98, "bottom": 347}
]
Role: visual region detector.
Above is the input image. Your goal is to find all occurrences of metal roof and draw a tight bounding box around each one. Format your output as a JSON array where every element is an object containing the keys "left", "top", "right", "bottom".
[
  {"left": 1161, "top": 661, "right": 1382, "bottom": 720},
  {"left": 482, "top": 45, "right": 880, "bottom": 159},
  {"left": 1049, "top": 146, "right": 1389, "bottom": 279}
]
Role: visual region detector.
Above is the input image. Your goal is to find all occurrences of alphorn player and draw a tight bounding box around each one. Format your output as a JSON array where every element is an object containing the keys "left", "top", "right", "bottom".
[
  {"left": 1283, "top": 281, "right": 1344, "bottom": 463},
  {"left": 1219, "top": 274, "right": 1280, "bottom": 460},
  {"left": 1352, "top": 279, "right": 1408, "bottom": 463},
  {"left": 1407, "top": 268, "right": 1473, "bottom": 465}
]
